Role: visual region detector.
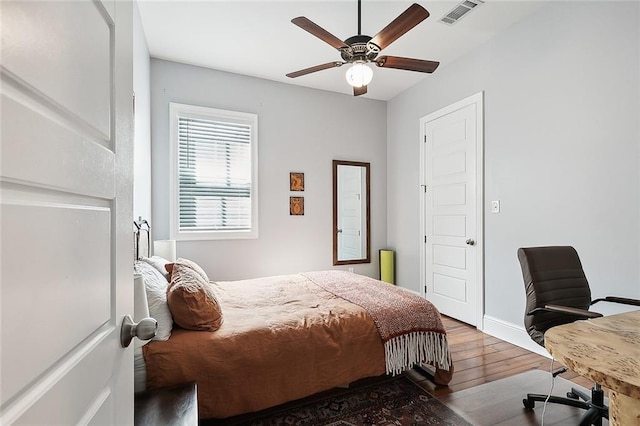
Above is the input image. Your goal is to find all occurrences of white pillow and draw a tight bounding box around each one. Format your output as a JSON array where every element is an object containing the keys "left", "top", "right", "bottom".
[
  {"left": 134, "top": 261, "right": 173, "bottom": 341},
  {"left": 141, "top": 255, "right": 170, "bottom": 280}
]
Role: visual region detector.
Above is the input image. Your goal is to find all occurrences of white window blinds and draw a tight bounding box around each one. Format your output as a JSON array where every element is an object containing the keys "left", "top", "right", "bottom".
[
  {"left": 178, "top": 116, "right": 252, "bottom": 232},
  {"left": 170, "top": 103, "right": 258, "bottom": 240}
]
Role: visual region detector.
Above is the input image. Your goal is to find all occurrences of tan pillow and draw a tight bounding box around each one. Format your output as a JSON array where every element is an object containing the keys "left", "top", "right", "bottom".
[
  {"left": 165, "top": 258, "right": 209, "bottom": 283},
  {"left": 166, "top": 263, "right": 223, "bottom": 331},
  {"left": 165, "top": 262, "right": 174, "bottom": 279},
  {"left": 177, "top": 258, "right": 209, "bottom": 281}
]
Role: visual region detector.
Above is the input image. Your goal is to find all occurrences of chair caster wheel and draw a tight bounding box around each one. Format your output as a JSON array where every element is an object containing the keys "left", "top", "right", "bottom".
[
  {"left": 523, "top": 398, "right": 535, "bottom": 410},
  {"left": 567, "top": 391, "right": 579, "bottom": 399}
]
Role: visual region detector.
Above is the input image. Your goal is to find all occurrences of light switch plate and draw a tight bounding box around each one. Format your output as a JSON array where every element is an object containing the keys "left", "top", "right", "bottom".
[{"left": 491, "top": 200, "right": 501, "bottom": 213}]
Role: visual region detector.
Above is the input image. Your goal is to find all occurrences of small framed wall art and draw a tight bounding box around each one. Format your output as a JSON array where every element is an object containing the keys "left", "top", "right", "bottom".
[
  {"left": 290, "top": 197, "right": 304, "bottom": 215},
  {"left": 290, "top": 172, "right": 304, "bottom": 191}
]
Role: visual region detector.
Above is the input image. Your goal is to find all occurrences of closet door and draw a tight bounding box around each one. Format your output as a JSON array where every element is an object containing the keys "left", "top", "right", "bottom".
[{"left": 420, "top": 92, "right": 484, "bottom": 327}]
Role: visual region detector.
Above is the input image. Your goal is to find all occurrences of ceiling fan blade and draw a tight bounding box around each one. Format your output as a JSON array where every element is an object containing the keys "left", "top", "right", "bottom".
[
  {"left": 376, "top": 56, "right": 440, "bottom": 73},
  {"left": 369, "top": 4, "right": 429, "bottom": 51},
  {"left": 286, "top": 62, "right": 344, "bottom": 78},
  {"left": 292, "top": 17, "right": 349, "bottom": 50},
  {"left": 353, "top": 85, "right": 367, "bottom": 96}
]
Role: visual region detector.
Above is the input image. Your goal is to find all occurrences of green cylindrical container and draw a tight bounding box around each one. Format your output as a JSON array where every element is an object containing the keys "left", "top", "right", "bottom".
[{"left": 379, "top": 249, "right": 395, "bottom": 284}]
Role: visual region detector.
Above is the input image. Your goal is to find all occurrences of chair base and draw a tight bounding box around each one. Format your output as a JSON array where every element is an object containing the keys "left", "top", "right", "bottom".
[{"left": 523, "top": 385, "right": 608, "bottom": 426}]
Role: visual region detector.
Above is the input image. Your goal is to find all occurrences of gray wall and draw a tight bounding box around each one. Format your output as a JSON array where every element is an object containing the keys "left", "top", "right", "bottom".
[
  {"left": 150, "top": 59, "right": 387, "bottom": 280},
  {"left": 387, "top": 1, "right": 639, "bottom": 334},
  {"left": 133, "top": 3, "right": 151, "bottom": 225}
]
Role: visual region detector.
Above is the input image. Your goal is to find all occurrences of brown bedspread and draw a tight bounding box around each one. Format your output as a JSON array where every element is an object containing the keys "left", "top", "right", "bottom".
[{"left": 143, "top": 272, "right": 452, "bottom": 419}]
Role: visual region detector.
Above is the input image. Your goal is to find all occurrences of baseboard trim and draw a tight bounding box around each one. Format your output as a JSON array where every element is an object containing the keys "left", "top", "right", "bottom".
[{"left": 482, "top": 315, "right": 550, "bottom": 357}]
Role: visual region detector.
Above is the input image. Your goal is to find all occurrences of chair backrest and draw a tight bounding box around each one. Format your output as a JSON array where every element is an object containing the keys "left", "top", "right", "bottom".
[{"left": 517, "top": 246, "right": 592, "bottom": 346}]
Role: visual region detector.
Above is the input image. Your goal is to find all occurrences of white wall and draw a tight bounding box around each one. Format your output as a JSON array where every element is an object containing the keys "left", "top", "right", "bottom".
[
  {"left": 133, "top": 3, "right": 151, "bottom": 224},
  {"left": 387, "top": 2, "right": 639, "bottom": 337},
  {"left": 150, "top": 59, "right": 387, "bottom": 281}
]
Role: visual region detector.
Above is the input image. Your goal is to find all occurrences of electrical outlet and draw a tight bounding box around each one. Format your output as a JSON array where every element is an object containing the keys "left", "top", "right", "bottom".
[{"left": 491, "top": 200, "right": 501, "bottom": 213}]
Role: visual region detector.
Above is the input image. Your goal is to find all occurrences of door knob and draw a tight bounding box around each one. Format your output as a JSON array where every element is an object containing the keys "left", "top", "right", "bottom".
[
  {"left": 466, "top": 239, "right": 475, "bottom": 246},
  {"left": 120, "top": 315, "right": 157, "bottom": 348},
  {"left": 337, "top": 229, "right": 343, "bottom": 233}
]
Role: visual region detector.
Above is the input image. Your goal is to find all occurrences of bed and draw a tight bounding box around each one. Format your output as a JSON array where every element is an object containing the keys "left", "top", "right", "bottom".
[{"left": 134, "top": 258, "right": 453, "bottom": 420}]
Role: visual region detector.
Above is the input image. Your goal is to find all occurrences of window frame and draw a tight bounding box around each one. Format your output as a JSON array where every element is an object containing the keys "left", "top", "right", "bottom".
[{"left": 169, "top": 102, "right": 259, "bottom": 241}]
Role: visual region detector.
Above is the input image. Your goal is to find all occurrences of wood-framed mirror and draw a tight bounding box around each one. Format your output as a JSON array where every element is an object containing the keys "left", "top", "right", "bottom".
[{"left": 333, "top": 160, "right": 371, "bottom": 265}]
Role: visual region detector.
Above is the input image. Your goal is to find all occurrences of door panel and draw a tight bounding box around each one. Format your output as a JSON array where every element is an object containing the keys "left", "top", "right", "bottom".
[
  {"left": 433, "top": 215, "right": 466, "bottom": 237},
  {"left": 1, "top": 95, "right": 115, "bottom": 197},
  {"left": 433, "top": 273, "right": 467, "bottom": 301},
  {"left": 1, "top": 198, "right": 111, "bottom": 401},
  {"left": 432, "top": 118, "right": 466, "bottom": 147},
  {"left": 433, "top": 183, "right": 466, "bottom": 206},
  {"left": 433, "top": 244, "right": 466, "bottom": 269},
  {"left": 432, "top": 152, "right": 467, "bottom": 177},
  {"left": 2, "top": 1, "right": 112, "bottom": 139},
  {"left": 1, "top": 1, "right": 133, "bottom": 424},
  {"left": 12, "top": 336, "right": 116, "bottom": 425}
]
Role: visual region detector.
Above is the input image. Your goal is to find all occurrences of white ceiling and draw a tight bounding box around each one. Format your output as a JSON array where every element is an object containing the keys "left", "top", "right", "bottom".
[{"left": 137, "top": 1, "right": 547, "bottom": 100}]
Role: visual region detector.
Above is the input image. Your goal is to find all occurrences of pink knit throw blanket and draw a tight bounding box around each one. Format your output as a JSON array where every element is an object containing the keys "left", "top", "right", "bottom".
[{"left": 303, "top": 271, "right": 451, "bottom": 375}]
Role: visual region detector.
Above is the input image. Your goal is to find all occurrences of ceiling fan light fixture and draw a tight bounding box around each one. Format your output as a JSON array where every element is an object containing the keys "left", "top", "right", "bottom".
[
  {"left": 287, "top": 2, "right": 437, "bottom": 96},
  {"left": 345, "top": 62, "right": 373, "bottom": 88}
]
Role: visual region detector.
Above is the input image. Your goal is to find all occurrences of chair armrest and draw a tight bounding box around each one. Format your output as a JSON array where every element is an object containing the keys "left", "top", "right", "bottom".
[
  {"left": 544, "top": 304, "right": 603, "bottom": 318},
  {"left": 591, "top": 296, "right": 640, "bottom": 307},
  {"left": 527, "top": 305, "right": 603, "bottom": 319}
]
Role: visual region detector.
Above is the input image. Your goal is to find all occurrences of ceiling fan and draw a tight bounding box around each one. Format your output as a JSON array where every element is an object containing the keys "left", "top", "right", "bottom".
[{"left": 286, "top": 1, "right": 439, "bottom": 96}]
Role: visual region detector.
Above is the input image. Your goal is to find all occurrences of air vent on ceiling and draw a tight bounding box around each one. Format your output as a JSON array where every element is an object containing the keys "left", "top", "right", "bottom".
[{"left": 439, "top": 0, "right": 484, "bottom": 26}]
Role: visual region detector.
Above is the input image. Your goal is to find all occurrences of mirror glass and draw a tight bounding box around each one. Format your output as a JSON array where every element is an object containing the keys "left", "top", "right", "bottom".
[{"left": 333, "top": 160, "right": 370, "bottom": 265}]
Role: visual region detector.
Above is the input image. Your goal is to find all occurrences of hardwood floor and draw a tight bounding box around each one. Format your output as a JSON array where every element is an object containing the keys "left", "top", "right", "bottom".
[
  {"left": 406, "top": 315, "right": 608, "bottom": 425},
  {"left": 438, "top": 316, "right": 593, "bottom": 395}
]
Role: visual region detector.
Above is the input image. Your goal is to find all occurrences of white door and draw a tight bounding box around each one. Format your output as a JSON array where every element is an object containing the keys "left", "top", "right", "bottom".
[
  {"left": 337, "top": 165, "right": 363, "bottom": 260},
  {"left": 1, "top": 1, "right": 134, "bottom": 424},
  {"left": 420, "top": 93, "right": 483, "bottom": 327}
]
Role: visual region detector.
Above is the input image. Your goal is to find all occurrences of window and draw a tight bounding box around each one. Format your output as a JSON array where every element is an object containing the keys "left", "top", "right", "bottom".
[{"left": 169, "top": 103, "right": 258, "bottom": 240}]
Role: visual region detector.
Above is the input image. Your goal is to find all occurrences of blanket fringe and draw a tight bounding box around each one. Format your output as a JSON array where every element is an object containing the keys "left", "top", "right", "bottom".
[{"left": 384, "top": 331, "right": 451, "bottom": 376}]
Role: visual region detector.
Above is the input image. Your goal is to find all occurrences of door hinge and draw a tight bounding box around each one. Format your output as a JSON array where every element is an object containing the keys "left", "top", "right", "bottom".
[
  {"left": 424, "top": 236, "right": 427, "bottom": 243},
  {"left": 424, "top": 135, "right": 427, "bottom": 143}
]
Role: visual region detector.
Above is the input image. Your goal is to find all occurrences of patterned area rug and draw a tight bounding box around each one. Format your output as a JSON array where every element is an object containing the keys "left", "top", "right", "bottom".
[{"left": 209, "top": 375, "right": 472, "bottom": 426}]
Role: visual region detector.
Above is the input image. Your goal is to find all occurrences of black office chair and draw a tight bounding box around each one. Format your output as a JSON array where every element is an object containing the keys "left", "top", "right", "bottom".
[{"left": 517, "top": 246, "right": 640, "bottom": 426}]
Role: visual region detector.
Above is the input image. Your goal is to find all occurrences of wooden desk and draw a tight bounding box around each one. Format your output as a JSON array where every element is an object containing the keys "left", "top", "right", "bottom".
[{"left": 544, "top": 310, "right": 640, "bottom": 426}]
